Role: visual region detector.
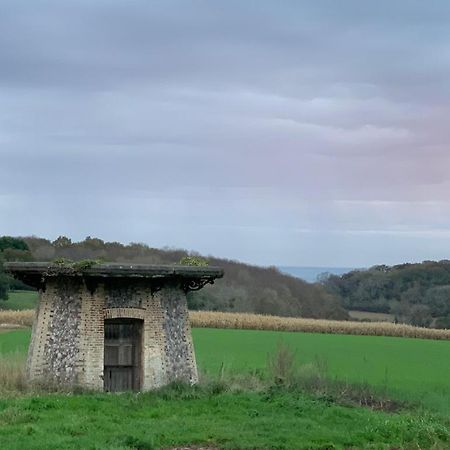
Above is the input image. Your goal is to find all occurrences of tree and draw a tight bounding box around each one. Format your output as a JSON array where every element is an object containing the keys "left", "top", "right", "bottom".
[
  {"left": 424, "top": 285, "right": 450, "bottom": 316},
  {"left": 435, "top": 315, "right": 450, "bottom": 329},
  {"left": 321, "top": 260, "right": 450, "bottom": 327},
  {"left": 20, "top": 235, "right": 349, "bottom": 320},
  {"left": 52, "top": 236, "right": 72, "bottom": 248},
  {"left": 0, "top": 256, "right": 9, "bottom": 301},
  {"left": 409, "top": 305, "right": 432, "bottom": 328},
  {"left": 0, "top": 236, "right": 29, "bottom": 252},
  {"left": 0, "top": 236, "right": 33, "bottom": 302}
]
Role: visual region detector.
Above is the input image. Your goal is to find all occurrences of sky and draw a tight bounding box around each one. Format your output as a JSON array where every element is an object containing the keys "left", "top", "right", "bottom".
[{"left": 2, "top": 1, "right": 450, "bottom": 268}]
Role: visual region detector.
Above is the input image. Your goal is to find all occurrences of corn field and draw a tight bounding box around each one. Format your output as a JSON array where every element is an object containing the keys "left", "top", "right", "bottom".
[
  {"left": 189, "top": 311, "right": 450, "bottom": 340},
  {"left": 0, "top": 310, "right": 35, "bottom": 328},
  {"left": 0, "top": 309, "right": 449, "bottom": 340}
]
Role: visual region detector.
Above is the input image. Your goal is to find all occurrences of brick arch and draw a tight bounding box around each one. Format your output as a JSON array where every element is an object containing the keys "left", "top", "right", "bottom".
[{"left": 103, "top": 307, "right": 145, "bottom": 320}]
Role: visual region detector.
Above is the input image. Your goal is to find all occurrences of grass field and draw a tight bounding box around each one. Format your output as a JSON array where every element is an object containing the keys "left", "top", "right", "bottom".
[
  {"left": 1, "top": 293, "right": 449, "bottom": 448},
  {"left": 0, "top": 329, "right": 449, "bottom": 449},
  {"left": 2, "top": 327, "right": 450, "bottom": 415},
  {"left": 193, "top": 328, "right": 450, "bottom": 415},
  {"left": 0, "top": 384, "right": 448, "bottom": 450},
  {"left": 0, "top": 329, "right": 30, "bottom": 355},
  {"left": 1, "top": 291, "right": 38, "bottom": 310}
]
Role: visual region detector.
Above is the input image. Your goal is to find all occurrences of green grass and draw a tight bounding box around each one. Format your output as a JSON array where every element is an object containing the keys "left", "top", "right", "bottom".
[
  {"left": 2, "top": 327, "right": 450, "bottom": 415},
  {"left": 0, "top": 329, "right": 31, "bottom": 355},
  {"left": 0, "top": 385, "right": 448, "bottom": 449},
  {"left": 0, "top": 291, "right": 38, "bottom": 310},
  {"left": 0, "top": 328, "right": 449, "bottom": 449},
  {"left": 193, "top": 328, "right": 450, "bottom": 415}
]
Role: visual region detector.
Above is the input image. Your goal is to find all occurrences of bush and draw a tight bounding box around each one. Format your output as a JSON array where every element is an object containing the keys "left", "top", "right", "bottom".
[{"left": 435, "top": 315, "right": 450, "bottom": 329}]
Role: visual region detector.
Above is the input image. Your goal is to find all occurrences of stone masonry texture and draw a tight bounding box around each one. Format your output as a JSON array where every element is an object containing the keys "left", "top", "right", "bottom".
[{"left": 9, "top": 263, "right": 223, "bottom": 391}]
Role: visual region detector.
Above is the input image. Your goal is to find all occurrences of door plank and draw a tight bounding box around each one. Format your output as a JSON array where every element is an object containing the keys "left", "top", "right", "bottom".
[{"left": 104, "top": 319, "right": 142, "bottom": 392}]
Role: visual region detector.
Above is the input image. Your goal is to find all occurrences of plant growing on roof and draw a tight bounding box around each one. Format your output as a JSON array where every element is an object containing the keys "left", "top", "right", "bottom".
[{"left": 179, "top": 256, "right": 209, "bottom": 267}]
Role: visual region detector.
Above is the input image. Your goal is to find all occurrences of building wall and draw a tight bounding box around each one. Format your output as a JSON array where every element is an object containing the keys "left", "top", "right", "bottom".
[
  {"left": 27, "top": 278, "right": 83, "bottom": 384},
  {"left": 26, "top": 285, "right": 54, "bottom": 380},
  {"left": 159, "top": 286, "right": 198, "bottom": 383},
  {"left": 27, "top": 277, "right": 198, "bottom": 390},
  {"left": 142, "top": 292, "right": 166, "bottom": 389},
  {"left": 77, "top": 282, "right": 105, "bottom": 389}
]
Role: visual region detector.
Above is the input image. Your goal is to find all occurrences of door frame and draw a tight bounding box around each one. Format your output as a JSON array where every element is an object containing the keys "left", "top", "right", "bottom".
[{"left": 103, "top": 318, "right": 143, "bottom": 392}]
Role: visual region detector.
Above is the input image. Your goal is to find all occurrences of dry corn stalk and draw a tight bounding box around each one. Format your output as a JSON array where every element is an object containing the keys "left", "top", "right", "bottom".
[
  {"left": 189, "top": 310, "right": 450, "bottom": 340},
  {"left": 0, "top": 310, "right": 35, "bottom": 327},
  {"left": 1, "top": 309, "right": 448, "bottom": 341}
]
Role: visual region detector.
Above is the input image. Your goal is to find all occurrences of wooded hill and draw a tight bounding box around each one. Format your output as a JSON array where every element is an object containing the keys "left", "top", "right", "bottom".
[
  {"left": 322, "top": 261, "right": 450, "bottom": 328},
  {"left": 1, "top": 236, "right": 348, "bottom": 320},
  {"left": 4, "top": 236, "right": 448, "bottom": 328}
]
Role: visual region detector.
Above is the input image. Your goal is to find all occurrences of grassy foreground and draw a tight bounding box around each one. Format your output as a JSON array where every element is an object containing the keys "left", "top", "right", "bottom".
[
  {"left": 0, "top": 328, "right": 450, "bottom": 449},
  {"left": 0, "top": 384, "right": 449, "bottom": 450}
]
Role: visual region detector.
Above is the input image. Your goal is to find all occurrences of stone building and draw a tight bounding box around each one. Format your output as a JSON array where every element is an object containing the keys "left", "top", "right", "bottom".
[{"left": 6, "top": 262, "right": 223, "bottom": 392}]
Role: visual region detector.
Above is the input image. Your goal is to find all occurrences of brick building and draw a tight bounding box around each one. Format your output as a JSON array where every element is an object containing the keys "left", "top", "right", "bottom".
[{"left": 6, "top": 262, "right": 223, "bottom": 392}]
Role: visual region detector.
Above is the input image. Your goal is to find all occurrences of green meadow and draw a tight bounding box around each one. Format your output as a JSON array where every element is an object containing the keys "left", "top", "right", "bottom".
[
  {"left": 0, "top": 324, "right": 449, "bottom": 448},
  {"left": 0, "top": 385, "right": 448, "bottom": 450},
  {"left": 2, "top": 327, "right": 450, "bottom": 414},
  {"left": 0, "top": 329, "right": 31, "bottom": 354},
  {"left": 1, "top": 291, "right": 38, "bottom": 311},
  {"left": 194, "top": 328, "right": 450, "bottom": 415}
]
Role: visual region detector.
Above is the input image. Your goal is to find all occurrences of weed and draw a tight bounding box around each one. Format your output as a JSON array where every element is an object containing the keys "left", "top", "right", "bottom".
[
  {"left": 267, "top": 341, "right": 296, "bottom": 386},
  {"left": 0, "top": 353, "right": 27, "bottom": 392}
]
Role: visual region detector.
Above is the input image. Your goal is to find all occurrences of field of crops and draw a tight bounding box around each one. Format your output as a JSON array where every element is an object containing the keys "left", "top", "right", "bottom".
[
  {"left": 2, "top": 305, "right": 450, "bottom": 340},
  {"left": 190, "top": 310, "right": 450, "bottom": 340}
]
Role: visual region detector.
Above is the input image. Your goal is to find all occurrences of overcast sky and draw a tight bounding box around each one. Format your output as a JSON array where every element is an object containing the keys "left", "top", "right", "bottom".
[{"left": 2, "top": 1, "right": 450, "bottom": 267}]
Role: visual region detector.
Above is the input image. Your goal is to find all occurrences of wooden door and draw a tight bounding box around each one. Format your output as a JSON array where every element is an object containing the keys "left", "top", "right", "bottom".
[{"left": 104, "top": 319, "right": 142, "bottom": 392}]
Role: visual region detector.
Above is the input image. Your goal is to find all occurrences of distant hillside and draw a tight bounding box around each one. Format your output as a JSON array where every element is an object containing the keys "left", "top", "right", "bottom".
[
  {"left": 279, "top": 266, "right": 356, "bottom": 283},
  {"left": 18, "top": 236, "right": 348, "bottom": 320},
  {"left": 322, "top": 261, "right": 450, "bottom": 329}
]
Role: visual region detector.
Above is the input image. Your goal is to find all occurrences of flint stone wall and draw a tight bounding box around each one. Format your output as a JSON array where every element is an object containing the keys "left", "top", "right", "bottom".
[{"left": 27, "top": 277, "right": 198, "bottom": 390}]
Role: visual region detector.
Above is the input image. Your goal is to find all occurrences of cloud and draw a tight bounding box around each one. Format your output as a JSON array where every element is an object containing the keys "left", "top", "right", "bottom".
[{"left": 1, "top": 0, "right": 450, "bottom": 265}]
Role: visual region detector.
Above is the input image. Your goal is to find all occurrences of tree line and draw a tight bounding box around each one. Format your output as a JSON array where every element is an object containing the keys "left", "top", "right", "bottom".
[
  {"left": 0, "top": 236, "right": 34, "bottom": 299},
  {"left": 0, "top": 235, "right": 348, "bottom": 320},
  {"left": 2, "top": 236, "right": 449, "bottom": 328},
  {"left": 321, "top": 262, "right": 450, "bottom": 328}
]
